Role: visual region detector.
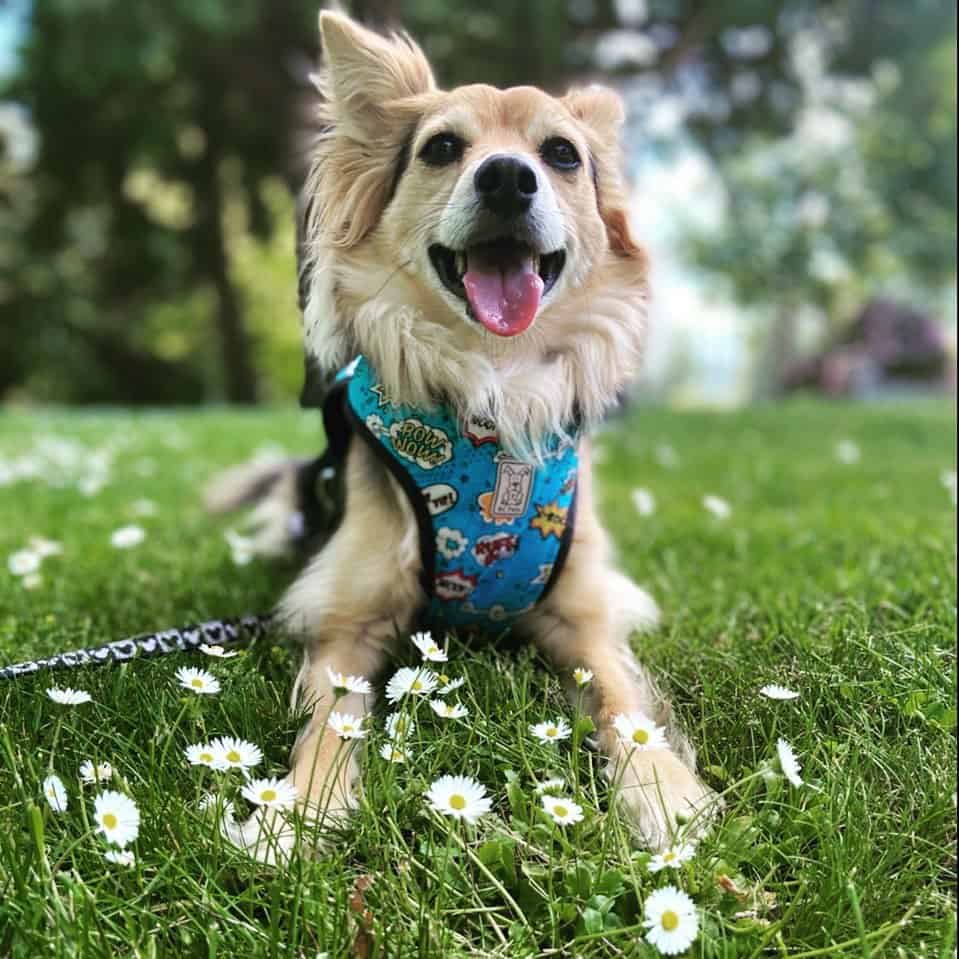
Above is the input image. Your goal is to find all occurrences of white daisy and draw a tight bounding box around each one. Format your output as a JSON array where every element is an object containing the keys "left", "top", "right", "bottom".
[
  {"left": 93, "top": 790, "right": 140, "bottom": 848},
  {"left": 325, "top": 666, "right": 373, "bottom": 697},
  {"left": 613, "top": 712, "right": 668, "bottom": 751},
  {"left": 8, "top": 549, "right": 41, "bottom": 576},
  {"left": 21, "top": 572, "right": 43, "bottom": 589},
  {"left": 572, "top": 667, "right": 593, "bottom": 687},
  {"left": 835, "top": 439, "right": 861, "bottom": 464},
  {"left": 130, "top": 498, "right": 157, "bottom": 516},
  {"left": 436, "top": 675, "right": 465, "bottom": 695},
  {"left": 541, "top": 794, "right": 584, "bottom": 826},
  {"left": 384, "top": 712, "right": 416, "bottom": 740},
  {"left": 702, "top": 495, "right": 732, "bottom": 520},
  {"left": 175, "top": 666, "right": 221, "bottom": 695},
  {"left": 776, "top": 738, "right": 804, "bottom": 787},
  {"left": 110, "top": 525, "right": 145, "bottom": 549},
  {"left": 411, "top": 631, "right": 448, "bottom": 663},
  {"left": 385, "top": 667, "right": 438, "bottom": 704},
  {"left": 643, "top": 885, "right": 699, "bottom": 955},
  {"left": 185, "top": 742, "right": 219, "bottom": 768},
  {"left": 43, "top": 774, "right": 68, "bottom": 813},
  {"left": 209, "top": 736, "right": 263, "bottom": 771},
  {"left": 534, "top": 777, "right": 566, "bottom": 795},
  {"left": 760, "top": 684, "right": 800, "bottom": 701},
  {"left": 46, "top": 687, "right": 92, "bottom": 706},
  {"left": 655, "top": 444, "right": 680, "bottom": 469},
  {"left": 327, "top": 711, "right": 367, "bottom": 739},
  {"left": 425, "top": 774, "right": 492, "bottom": 824},
  {"left": 79, "top": 760, "right": 113, "bottom": 784},
  {"left": 198, "top": 643, "right": 238, "bottom": 659},
  {"left": 104, "top": 849, "right": 136, "bottom": 868},
  {"left": 632, "top": 487, "right": 656, "bottom": 516},
  {"left": 29, "top": 536, "right": 62, "bottom": 558},
  {"left": 648, "top": 842, "right": 697, "bottom": 872},
  {"left": 530, "top": 718, "right": 572, "bottom": 744},
  {"left": 379, "top": 743, "right": 409, "bottom": 764},
  {"left": 241, "top": 776, "right": 297, "bottom": 810},
  {"left": 429, "top": 699, "right": 468, "bottom": 719}
]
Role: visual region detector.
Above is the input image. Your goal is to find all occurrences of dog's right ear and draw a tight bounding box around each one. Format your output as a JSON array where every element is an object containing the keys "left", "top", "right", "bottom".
[{"left": 319, "top": 11, "right": 435, "bottom": 140}]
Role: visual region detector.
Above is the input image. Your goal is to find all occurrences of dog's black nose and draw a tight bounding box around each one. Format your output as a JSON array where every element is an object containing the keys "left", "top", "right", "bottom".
[{"left": 474, "top": 155, "right": 538, "bottom": 218}]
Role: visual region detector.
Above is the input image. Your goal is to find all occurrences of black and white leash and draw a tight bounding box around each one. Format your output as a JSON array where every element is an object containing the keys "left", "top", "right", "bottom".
[{"left": 0, "top": 613, "right": 275, "bottom": 682}]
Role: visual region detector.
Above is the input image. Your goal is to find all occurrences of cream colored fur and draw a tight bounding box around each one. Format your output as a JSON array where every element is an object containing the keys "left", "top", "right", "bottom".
[{"left": 225, "top": 10, "right": 715, "bottom": 863}]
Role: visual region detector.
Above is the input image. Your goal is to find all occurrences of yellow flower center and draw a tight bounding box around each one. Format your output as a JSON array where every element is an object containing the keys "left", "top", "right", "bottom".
[
  {"left": 103, "top": 813, "right": 118, "bottom": 830},
  {"left": 632, "top": 728, "right": 649, "bottom": 745},
  {"left": 661, "top": 910, "right": 679, "bottom": 932},
  {"left": 546, "top": 727, "right": 557, "bottom": 737},
  {"left": 261, "top": 789, "right": 277, "bottom": 802},
  {"left": 553, "top": 805, "right": 568, "bottom": 818},
  {"left": 412, "top": 680, "right": 423, "bottom": 691},
  {"left": 191, "top": 678, "right": 203, "bottom": 688},
  {"left": 449, "top": 794, "right": 466, "bottom": 811},
  {"left": 200, "top": 752, "right": 214, "bottom": 763},
  {"left": 428, "top": 645, "right": 438, "bottom": 655},
  {"left": 664, "top": 851, "right": 676, "bottom": 861},
  {"left": 226, "top": 750, "right": 241, "bottom": 763},
  {"left": 343, "top": 725, "right": 354, "bottom": 733},
  {"left": 439, "top": 674, "right": 450, "bottom": 685}
]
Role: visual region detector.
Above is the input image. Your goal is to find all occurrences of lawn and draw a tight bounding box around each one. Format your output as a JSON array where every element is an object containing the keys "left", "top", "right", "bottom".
[{"left": 0, "top": 401, "right": 955, "bottom": 958}]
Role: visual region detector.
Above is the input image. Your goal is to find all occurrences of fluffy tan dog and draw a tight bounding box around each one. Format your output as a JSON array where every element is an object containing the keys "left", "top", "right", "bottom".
[{"left": 222, "top": 10, "right": 714, "bottom": 862}]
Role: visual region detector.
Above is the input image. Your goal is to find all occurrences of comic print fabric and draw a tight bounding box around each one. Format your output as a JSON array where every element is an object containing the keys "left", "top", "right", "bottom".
[{"left": 332, "top": 356, "right": 579, "bottom": 630}]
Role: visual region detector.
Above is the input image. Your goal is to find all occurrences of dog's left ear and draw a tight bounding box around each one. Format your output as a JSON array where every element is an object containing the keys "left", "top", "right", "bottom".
[{"left": 563, "top": 86, "right": 645, "bottom": 261}]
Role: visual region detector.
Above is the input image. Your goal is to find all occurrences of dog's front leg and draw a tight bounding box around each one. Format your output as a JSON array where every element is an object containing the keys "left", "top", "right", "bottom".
[
  {"left": 228, "top": 444, "right": 422, "bottom": 863},
  {"left": 525, "top": 459, "right": 715, "bottom": 850}
]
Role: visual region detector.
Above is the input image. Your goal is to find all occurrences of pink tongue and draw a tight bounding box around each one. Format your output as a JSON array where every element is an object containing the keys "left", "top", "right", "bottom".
[{"left": 463, "top": 262, "right": 543, "bottom": 337}]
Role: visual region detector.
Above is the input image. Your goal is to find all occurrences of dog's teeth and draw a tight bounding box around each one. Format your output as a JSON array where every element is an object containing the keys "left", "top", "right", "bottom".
[{"left": 455, "top": 252, "right": 466, "bottom": 276}]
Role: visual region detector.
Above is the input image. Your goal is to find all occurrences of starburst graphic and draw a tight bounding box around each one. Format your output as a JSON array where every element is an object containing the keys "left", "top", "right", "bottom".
[{"left": 529, "top": 501, "right": 568, "bottom": 540}]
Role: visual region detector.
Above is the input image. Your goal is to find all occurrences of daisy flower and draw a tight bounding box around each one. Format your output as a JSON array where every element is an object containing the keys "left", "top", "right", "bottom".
[
  {"left": 702, "top": 495, "right": 732, "bottom": 520},
  {"left": 530, "top": 718, "right": 572, "bottom": 744},
  {"left": 198, "top": 793, "right": 236, "bottom": 824},
  {"left": 760, "top": 684, "right": 800, "bottom": 701},
  {"left": 541, "top": 794, "right": 584, "bottom": 826},
  {"left": 411, "top": 631, "right": 447, "bottom": 663},
  {"left": 425, "top": 774, "right": 491, "bottom": 824},
  {"left": 429, "top": 699, "right": 468, "bottom": 719},
  {"left": 79, "top": 760, "right": 113, "bottom": 784},
  {"left": 643, "top": 885, "right": 699, "bottom": 955},
  {"left": 436, "top": 675, "right": 465, "bottom": 695},
  {"left": 29, "top": 536, "right": 62, "bottom": 558},
  {"left": 534, "top": 777, "right": 566, "bottom": 795},
  {"left": 379, "top": 743, "right": 409, "bottom": 763},
  {"left": 648, "top": 842, "right": 697, "bottom": 872},
  {"left": 631, "top": 488, "right": 656, "bottom": 516},
  {"left": 613, "top": 713, "right": 668, "bottom": 751},
  {"left": 185, "top": 742, "right": 219, "bottom": 768},
  {"left": 104, "top": 849, "right": 136, "bottom": 868},
  {"left": 175, "top": 666, "right": 221, "bottom": 695},
  {"left": 130, "top": 498, "right": 157, "bottom": 517},
  {"left": 327, "top": 711, "right": 366, "bottom": 739},
  {"left": 110, "top": 525, "right": 145, "bottom": 549},
  {"left": 572, "top": 667, "right": 593, "bottom": 687},
  {"left": 241, "top": 776, "right": 297, "bottom": 810},
  {"left": 21, "top": 572, "right": 43, "bottom": 590},
  {"left": 43, "top": 774, "right": 68, "bottom": 813},
  {"left": 835, "top": 439, "right": 861, "bottom": 464},
  {"left": 776, "top": 738, "right": 804, "bottom": 787},
  {"left": 385, "top": 667, "right": 438, "bottom": 704},
  {"left": 209, "top": 736, "right": 263, "bottom": 771},
  {"left": 93, "top": 790, "right": 140, "bottom": 848},
  {"left": 198, "top": 643, "right": 238, "bottom": 658},
  {"left": 325, "top": 666, "right": 373, "bottom": 697},
  {"left": 8, "top": 549, "right": 41, "bottom": 576},
  {"left": 384, "top": 712, "right": 416, "bottom": 740},
  {"left": 46, "top": 686, "right": 92, "bottom": 706}
]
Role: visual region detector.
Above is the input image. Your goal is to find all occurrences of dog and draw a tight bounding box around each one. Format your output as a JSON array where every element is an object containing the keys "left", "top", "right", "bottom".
[{"left": 212, "top": 10, "right": 715, "bottom": 862}]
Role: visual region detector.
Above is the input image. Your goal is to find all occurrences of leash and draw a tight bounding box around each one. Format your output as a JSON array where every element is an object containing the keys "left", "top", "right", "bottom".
[{"left": 0, "top": 613, "right": 275, "bottom": 681}]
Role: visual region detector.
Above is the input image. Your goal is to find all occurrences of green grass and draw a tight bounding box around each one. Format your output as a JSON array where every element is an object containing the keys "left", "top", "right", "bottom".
[{"left": 0, "top": 401, "right": 955, "bottom": 958}]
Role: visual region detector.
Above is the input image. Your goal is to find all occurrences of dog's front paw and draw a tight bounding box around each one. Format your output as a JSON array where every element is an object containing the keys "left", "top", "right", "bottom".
[{"left": 610, "top": 748, "right": 718, "bottom": 851}]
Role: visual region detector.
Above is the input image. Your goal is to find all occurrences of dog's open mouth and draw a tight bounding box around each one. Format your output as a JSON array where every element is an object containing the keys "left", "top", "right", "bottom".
[{"left": 428, "top": 239, "right": 565, "bottom": 337}]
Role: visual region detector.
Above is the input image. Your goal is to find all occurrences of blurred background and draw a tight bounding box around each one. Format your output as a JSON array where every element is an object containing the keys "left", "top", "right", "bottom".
[{"left": 0, "top": 0, "right": 955, "bottom": 409}]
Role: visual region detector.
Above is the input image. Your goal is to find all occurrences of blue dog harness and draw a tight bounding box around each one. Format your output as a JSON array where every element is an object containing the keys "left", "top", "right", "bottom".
[{"left": 322, "top": 356, "right": 579, "bottom": 631}]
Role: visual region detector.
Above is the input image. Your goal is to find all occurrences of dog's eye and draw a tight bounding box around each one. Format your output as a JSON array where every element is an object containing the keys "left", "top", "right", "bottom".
[
  {"left": 540, "top": 137, "right": 581, "bottom": 171},
  {"left": 420, "top": 133, "right": 465, "bottom": 167}
]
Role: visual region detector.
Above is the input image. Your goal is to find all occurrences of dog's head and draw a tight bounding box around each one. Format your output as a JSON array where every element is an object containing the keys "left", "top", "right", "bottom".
[{"left": 303, "top": 12, "right": 649, "bottom": 456}]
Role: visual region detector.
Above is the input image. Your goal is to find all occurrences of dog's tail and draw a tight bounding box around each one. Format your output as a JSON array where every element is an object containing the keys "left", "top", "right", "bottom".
[{"left": 204, "top": 453, "right": 342, "bottom": 558}]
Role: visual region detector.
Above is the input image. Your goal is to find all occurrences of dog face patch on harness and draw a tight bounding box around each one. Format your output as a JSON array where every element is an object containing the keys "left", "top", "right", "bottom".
[{"left": 328, "top": 356, "right": 579, "bottom": 630}]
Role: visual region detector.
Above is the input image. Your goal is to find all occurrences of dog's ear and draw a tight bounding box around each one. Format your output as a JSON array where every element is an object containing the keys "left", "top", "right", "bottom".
[
  {"left": 319, "top": 11, "right": 435, "bottom": 137},
  {"left": 308, "top": 12, "right": 436, "bottom": 247},
  {"left": 563, "top": 86, "right": 645, "bottom": 261}
]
